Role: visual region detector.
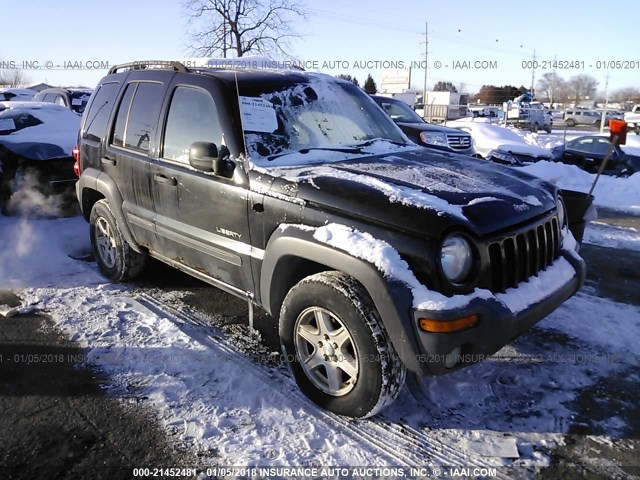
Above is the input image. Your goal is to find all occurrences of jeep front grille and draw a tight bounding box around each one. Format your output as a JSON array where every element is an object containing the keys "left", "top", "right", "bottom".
[
  {"left": 488, "top": 217, "right": 561, "bottom": 293},
  {"left": 446, "top": 135, "right": 472, "bottom": 150}
]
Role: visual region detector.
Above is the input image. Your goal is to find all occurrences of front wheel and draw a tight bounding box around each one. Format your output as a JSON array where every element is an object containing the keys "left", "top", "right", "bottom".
[
  {"left": 90, "top": 199, "right": 146, "bottom": 282},
  {"left": 280, "top": 271, "right": 406, "bottom": 418},
  {"left": 566, "top": 119, "right": 576, "bottom": 127}
]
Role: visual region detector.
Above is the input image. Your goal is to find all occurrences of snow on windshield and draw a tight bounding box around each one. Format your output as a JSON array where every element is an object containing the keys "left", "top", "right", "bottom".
[{"left": 242, "top": 78, "right": 407, "bottom": 166}]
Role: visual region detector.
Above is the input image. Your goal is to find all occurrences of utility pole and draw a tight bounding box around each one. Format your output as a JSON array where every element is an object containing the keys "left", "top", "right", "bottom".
[
  {"left": 530, "top": 49, "right": 536, "bottom": 94},
  {"left": 600, "top": 73, "right": 610, "bottom": 133},
  {"left": 423, "top": 22, "right": 428, "bottom": 105},
  {"left": 550, "top": 54, "right": 557, "bottom": 106}
]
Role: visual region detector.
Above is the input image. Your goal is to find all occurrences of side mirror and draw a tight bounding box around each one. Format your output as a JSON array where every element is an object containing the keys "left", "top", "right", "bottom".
[
  {"left": 213, "top": 145, "right": 235, "bottom": 177},
  {"left": 189, "top": 142, "right": 217, "bottom": 172}
]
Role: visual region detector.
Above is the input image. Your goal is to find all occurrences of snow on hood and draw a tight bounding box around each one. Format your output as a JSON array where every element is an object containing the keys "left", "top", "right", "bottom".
[
  {"left": 268, "top": 151, "right": 556, "bottom": 224},
  {"left": 446, "top": 121, "right": 552, "bottom": 158},
  {"left": 0, "top": 101, "right": 80, "bottom": 160},
  {"left": 520, "top": 161, "right": 640, "bottom": 213}
]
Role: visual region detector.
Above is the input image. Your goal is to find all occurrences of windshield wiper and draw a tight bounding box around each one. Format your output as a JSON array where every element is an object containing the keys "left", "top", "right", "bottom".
[
  {"left": 351, "top": 138, "right": 408, "bottom": 148},
  {"left": 267, "top": 146, "right": 362, "bottom": 161}
]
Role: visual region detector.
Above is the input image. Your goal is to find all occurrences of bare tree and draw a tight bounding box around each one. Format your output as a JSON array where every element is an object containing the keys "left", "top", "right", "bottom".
[
  {"left": 0, "top": 69, "right": 29, "bottom": 87},
  {"left": 186, "top": 0, "right": 306, "bottom": 58},
  {"left": 611, "top": 87, "right": 640, "bottom": 106},
  {"left": 568, "top": 74, "right": 598, "bottom": 106},
  {"left": 536, "top": 72, "right": 566, "bottom": 105}
]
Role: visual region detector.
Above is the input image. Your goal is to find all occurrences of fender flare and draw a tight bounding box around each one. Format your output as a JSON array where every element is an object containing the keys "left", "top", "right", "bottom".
[
  {"left": 77, "top": 168, "right": 143, "bottom": 254},
  {"left": 260, "top": 226, "right": 423, "bottom": 372}
]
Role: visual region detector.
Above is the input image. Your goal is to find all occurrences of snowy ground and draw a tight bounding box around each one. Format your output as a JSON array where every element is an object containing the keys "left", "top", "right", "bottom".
[{"left": 1, "top": 214, "right": 638, "bottom": 477}]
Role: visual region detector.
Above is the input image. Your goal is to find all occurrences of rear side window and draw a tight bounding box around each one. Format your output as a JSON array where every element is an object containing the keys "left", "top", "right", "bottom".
[
  {"left": 112, "top": 84, "right": 136, "bottom": 148},
  {"left": 111, "top": 82, "right": 163, "bottom": 154},
  {"left": 162, "top": 87, "right": 222, "bottom": 163},
  {"left": 84, "top": 82, "right": 119, "bottom": 143}
]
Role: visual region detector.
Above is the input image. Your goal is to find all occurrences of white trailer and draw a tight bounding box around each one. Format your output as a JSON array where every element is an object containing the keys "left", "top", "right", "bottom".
[{"left": 416, "top": 91, "right": 469, "bottom": 123}]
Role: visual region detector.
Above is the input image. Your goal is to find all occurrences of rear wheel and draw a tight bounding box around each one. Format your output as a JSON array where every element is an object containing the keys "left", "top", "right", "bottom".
[
  {"left": 90, "top": 199, "right": 146, "bottom": 282},
  {"left": 280, "top": 271, "right": 406, "bottom": 418},
  {"left": 566, "top": 118, "right": 576, "bottom": 127}
]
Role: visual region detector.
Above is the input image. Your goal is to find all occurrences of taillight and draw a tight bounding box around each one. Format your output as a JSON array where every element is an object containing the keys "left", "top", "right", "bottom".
[{"left": 72, "top": 145, "right": 81, "bottom": 177}]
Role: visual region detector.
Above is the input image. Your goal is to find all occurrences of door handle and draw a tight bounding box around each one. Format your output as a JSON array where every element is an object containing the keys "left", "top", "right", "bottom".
[
  {"left": 101, "top": 156, "right": 116, "bottom": 166},
  {"left": 154, "top": 173, "right": 178, "bottom": 186}
]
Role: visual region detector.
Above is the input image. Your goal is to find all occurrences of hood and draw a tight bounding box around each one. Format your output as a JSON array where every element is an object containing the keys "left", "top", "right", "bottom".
[{"left": 258, "top": 149, "right": 557, "bottom": 238}]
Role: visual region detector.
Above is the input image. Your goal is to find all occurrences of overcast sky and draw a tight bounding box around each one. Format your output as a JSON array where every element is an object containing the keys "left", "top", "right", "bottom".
[{"left": 1, "top": 0, "right": 637, "bottom": 94}]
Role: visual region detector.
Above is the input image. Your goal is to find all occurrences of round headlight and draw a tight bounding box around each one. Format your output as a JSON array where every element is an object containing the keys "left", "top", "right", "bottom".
[
  {"left": 557, "top": 197, "right": 567, "bottom": 228},
  {"left": 440, "top": 235, "right": 473, "bottom": 283}
]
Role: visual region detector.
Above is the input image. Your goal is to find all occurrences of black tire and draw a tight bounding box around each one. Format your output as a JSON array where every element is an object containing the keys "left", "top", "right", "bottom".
[
  {"left": 531, "top": 123, "right": 539, "bottom": 133},
  {"left": 635, "top": 125, "right": 640, "bottom": 135},
  {"left": 280, "top": 271, "right": 406, "bottom": 418},
  {"left": 89, "top": 199, "right": 146, "bottom": 282},
  {"left": 546, "top": 126, "right": 552, "bottom": 134},
  {"left": 566, "top": 118, "right": 576, "bottom": 127}
]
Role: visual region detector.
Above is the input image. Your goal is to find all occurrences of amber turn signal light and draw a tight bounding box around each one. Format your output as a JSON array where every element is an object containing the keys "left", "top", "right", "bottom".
[{"left": 419, "top": 314, "right": 479, "bottom": 333}]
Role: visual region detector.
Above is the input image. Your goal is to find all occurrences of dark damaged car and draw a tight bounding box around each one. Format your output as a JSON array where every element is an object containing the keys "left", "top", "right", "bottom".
[
  {"left": 0, "top": 102, "right": 80, "bottom": 214},
  {"left": 75, "top": 62, "right": 587, "bottom": 418}
]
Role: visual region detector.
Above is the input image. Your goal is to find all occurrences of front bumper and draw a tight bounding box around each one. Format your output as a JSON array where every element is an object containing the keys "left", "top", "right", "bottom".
[{"left": 410, "top": 250, "right": 586, "bottom": 376}]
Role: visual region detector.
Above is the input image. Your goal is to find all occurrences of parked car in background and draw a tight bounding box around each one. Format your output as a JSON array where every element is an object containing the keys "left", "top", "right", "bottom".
[
  {"left": 563, "top": 110, "right": 600, "bottom": 127},
  {"left": 624, "top": 105, "right": 640, "bottom": 134},
  {"left": 32, "top": 88, "right": 93, "bottom": 115},
  {"left": 372, "top": 95, "right": 474, "bottom": 155},
  {"left": 0, "top": 88, "right": 38, "bottom": 102},
  {"left": 0, "top": 102, "right": 80, "bottom": 214},
  {"left": 446, "top": 120, "right": 552, "bottom": 165},
  {"left": 551, "top": 135, "right": 640, "bottom": 175}
]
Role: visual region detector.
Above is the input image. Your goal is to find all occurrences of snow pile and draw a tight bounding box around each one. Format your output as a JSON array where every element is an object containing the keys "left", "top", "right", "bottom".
[
  {"left": 583, "top": 222, "right": 640, "bottom": 251},
  {"left": 520, "top": 161, "right": 640, "bottom": 213},
  {"left": 0, "top": 101, "right": 80, "bottom": 160}
]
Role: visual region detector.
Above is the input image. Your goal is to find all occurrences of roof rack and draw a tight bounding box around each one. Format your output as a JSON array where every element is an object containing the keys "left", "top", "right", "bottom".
[{"left": 108, "top": 61, "right": 188, "bottom": 75}]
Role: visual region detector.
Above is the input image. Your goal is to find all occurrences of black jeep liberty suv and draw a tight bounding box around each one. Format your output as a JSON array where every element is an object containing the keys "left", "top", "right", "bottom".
[{"left": 75, "top": 60, "right": 586, "bottom": 418}]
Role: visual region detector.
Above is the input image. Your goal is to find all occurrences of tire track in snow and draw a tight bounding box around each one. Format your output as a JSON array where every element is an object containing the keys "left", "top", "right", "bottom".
[{"left": 135, "top": 292, "right": 524, "bottom": 478}]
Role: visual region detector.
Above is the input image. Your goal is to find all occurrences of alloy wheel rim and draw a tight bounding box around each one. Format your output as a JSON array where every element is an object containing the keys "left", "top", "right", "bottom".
[
  {"left": 294, "top": 306, "right": 359, "bottom": 396},
  {"left": 95, "top": 217, "right": 116, "bottom": 268}
]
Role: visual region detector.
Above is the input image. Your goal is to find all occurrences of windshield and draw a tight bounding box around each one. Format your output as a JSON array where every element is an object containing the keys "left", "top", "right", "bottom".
[
  {"left": 241, "top": 79, "right": 408, "bottom": 166},
  {"left": 69, "top": 91, "right": 92, "bottom": 114},
  {"left": 373, "top": 97, "right": 425, "bottom": 124}
]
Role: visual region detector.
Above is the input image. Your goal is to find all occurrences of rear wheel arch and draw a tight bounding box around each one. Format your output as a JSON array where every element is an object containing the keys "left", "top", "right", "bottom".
[
  {"left": 80, "top": 187, "right": 105, "bottom": 221},
  {"left": 77, "top": 168, "right": 142, "bottom": 253}
]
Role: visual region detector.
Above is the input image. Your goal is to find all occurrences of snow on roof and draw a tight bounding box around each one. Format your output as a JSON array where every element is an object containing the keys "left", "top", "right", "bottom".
[
  {"left": 0, "top": 88, "right": 38, "bottom": 101},
  {"left": 0, "top": 101, "right": 80, "bottom": 160}
]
